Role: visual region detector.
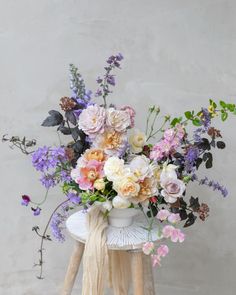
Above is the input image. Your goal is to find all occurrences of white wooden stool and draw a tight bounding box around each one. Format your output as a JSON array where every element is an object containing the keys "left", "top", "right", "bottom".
[{"left": 62, "top": 211, "right": 160, "bottom": 295}]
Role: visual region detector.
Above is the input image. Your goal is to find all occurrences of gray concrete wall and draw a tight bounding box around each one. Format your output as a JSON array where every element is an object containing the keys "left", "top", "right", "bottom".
[{"left": 0, "top": 0, "right": 236, "bottom": 294}]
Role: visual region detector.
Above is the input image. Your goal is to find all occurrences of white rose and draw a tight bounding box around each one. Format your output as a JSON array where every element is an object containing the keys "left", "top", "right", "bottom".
[
  {"left": 129, "top": 129, "right": 146, "bottom": 153},
  {"left": 129, "top": 155, "right": 153, "bottom": 181},
  {"left": 106, "top": 108, "right": 131, "bottom": 132},
  {"left": 102, "top": 200, "right": 113, "bottom": 211},
  {"left": 104, "top": 156, "right": 125, "bottom": 181},
  {"left": 160, "top": 162, "right": 178, "bottom": 183},
  {"left": 112, "top": 195, "right": 131, "bottom": 209}
]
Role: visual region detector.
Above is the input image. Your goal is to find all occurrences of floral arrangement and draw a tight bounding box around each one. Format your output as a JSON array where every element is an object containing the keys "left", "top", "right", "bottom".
[{"left": 3, "top": 53, "right": 236, "bottom": 278}]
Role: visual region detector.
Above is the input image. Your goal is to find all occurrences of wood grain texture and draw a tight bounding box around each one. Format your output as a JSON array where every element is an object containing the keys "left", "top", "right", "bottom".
[
  {"left": 143, "top": 254, "right": 155, "bottom": 295},
  {"left": 131, "top": 251, "right": 144, "bottom": 295},
  {"left": 61, "top": 241, "right": 84, "bottom": 295}
]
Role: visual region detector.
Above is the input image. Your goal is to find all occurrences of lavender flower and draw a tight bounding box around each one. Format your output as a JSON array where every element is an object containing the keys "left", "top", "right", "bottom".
[
  {"left": 50, "top": 203, "right": 70, "bottom": 242},
  {"left": 60, "top": 170, "right": 72, "bottom": 183},
  {"left": 200, "top": 108, "right": 211, "bottom": 130},
  {"left": 199, "top": 177, "right": 228, "bottom": 197},
  {"left": 67, "top": 192, "right": 81, "bottom": 204},
  {"left": 106, "top": 75, "right": 115, "bottom": 86}
]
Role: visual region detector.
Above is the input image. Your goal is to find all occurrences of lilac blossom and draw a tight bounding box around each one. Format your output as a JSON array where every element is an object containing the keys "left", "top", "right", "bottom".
[
  {"left": 50, "top": 203, "right": 70, "bottom": 242},
  {"left": 67, "top": 192, "right": 81, "bottom": 204},
  {"left": 184, "top": 146, "right": 200, "bottom": 172},
  {"left": 40, "top": 174, "right": 57, "bottom": 189}
]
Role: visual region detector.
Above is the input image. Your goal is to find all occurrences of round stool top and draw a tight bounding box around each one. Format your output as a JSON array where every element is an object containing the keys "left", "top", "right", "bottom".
[{"left": 66, "top": 210, "right": 162, "bottom": 251}]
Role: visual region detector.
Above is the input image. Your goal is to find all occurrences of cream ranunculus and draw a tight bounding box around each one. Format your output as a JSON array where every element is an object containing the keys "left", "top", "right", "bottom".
[
  {"left": 112, "top": 195, "right": 131, "bottom": 209},
  {"left": 129, "top": 129, "right": 146, "bottom": 153},
  {"left": 106, "top": 108, "right": 131, "bottom": 132},
  {"left": 113, "top": 176, "right": 140, "bottom": 199},
  {"left": 104, "top": 156, "right": 125, "bottom": 182}
]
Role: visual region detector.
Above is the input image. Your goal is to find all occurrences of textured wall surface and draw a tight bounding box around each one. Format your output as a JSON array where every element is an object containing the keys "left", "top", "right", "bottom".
[{"left": 0, "top": 0, "right": 236, "bottom": 294}]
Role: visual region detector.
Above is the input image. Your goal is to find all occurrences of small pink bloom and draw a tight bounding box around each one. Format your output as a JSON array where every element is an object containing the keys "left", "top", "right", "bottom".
[
  {"left": 157, "top": 209, "right": 170, "bottom": 221},
  {"left": 168, "top": 213, "right": 181, "bottom": 224},
  {"left": 164, "top": 128, "right": 175, "bottom": 141},
  {"left": 151, "top": 254, "right": 161, "bottom": 267},
  {"left": 142, "top": 242, "right": 155, "bottom": 255},
  {"left": 157, "top": 244, "right": 169, "bottom": 257},
  {"left": 175, "top": 124, "right": 185, "bottom": 139},
  {"left": 170, "top": 228, "right": 185, "bottom": 243},
  {"left": 162, "top": 225, "right": 175, "bottom": 238},
  {"left": 120, "top": 105, "right": 136, "bottom": 128}
]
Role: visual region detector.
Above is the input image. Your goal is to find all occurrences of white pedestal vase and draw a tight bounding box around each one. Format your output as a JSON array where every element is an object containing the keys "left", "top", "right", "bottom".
[{"left": 108, "top": 208, "right": 140, "bottom": 227}]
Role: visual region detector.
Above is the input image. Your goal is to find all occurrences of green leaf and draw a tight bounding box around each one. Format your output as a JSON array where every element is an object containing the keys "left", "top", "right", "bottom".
[
  {"left": 226, "top": 104, "right": 235, "bottom": 112},
  {"left": 184, "top": 111, "right": 192, "bottom": 120},
  {"left": 221, "top": 112, "right": 228, "bottom": 121},
  {"left": 192, "top": 118, "right": 201, "bottom": 126},
  {"left": 220, "top": 100, "right": 227, "bottom": 108}
]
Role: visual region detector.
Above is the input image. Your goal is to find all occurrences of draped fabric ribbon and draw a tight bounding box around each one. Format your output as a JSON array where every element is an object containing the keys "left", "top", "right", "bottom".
[{"left": 81, "top": 206, "right": 130, "bottom": 295}]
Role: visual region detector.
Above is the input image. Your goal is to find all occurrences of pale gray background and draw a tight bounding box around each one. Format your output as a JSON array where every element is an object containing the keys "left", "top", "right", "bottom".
[{"left": 0, "top": 0, "right": 236, "bottom": 294}]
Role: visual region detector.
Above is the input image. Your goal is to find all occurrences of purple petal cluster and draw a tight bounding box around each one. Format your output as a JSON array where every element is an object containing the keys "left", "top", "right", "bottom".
[
  {"left": 67, "top": 192, "right": 81, "bottom": 204},
  {"left": 184, "top": 146, "right": 200, "bottom": 172},
  {"left": 200, "top": 108, "right": 211, "bottom": 130},
  {"left": 32, "top": 146, "right": 68, "bottom": 172},
  {"left": 199, "top": 177, "right": 228, "bottom": 197}
]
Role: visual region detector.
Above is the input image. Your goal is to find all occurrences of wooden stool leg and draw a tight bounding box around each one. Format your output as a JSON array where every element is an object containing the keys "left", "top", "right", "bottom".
[
  {"left": 143, "top": 254, "right": 155, "bottom": 295},
  {"left": 61, "top": 241, "right": 85, "bottom": 295},
  {"left": 131, "top": 251, "right": 144, "bottom": 295}
]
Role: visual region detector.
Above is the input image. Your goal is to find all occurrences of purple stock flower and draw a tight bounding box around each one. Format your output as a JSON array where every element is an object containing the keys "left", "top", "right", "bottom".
[
  {"left": 199, "top": 177, "right": 228, "bottom": 197},
  {"left": 21, "top": 195, "right": 31, "bottom": 206}
]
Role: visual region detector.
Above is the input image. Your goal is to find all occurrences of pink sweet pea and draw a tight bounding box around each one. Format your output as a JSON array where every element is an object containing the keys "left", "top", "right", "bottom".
[
  {"left": 157, "top": 209, "right": 170, "bottom": 221},
  {"left": 151, "top": 254, "right": 161, "bottom": 267},
  {"left": 157, "top": 244, "right": 169, "bottom": 257},
  {"left": 167, "top": 213, "right": 181, "bottom": 224},
  {"left": 162, "top": 225, "right": 175, "bottom": 238},
  {"left": 142, "top": 242, "right": 155, "bottom": 255},
  {"left": 162, "top": 225, "right": 185, "bottom": 243}
]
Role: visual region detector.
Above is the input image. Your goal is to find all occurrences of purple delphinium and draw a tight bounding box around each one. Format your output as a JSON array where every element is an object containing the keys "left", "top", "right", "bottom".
[
  {"left": 60, "top": 170, "right": 72, "bottom": 183},
  {"left": 199, "top": 177, "right": 228, "bottom": 197},
  {"left": 40, "top": 174, "right": 57, "bottom": 189}
]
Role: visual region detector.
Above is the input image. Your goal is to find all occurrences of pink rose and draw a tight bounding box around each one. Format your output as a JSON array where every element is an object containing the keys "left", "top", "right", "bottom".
[
  {"left": 142, "top": 242, "right": 155, "bottom": 255},
  {"left": 120, "top": 105, "right": 136, "bottom": 128},
  {"left": 161, "top": 178, "right": 185, "bottom": 203},
  {"left": 106, "top": 108, "right": 131, "bottom": 132},
  {"left": 78, "top": 105, "right": 106, "bottom": 137}
]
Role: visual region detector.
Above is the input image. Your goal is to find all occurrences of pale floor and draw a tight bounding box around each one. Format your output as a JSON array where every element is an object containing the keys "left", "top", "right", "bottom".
[{"left": 0, "top": 268, "right": 227, "bottom": 295}]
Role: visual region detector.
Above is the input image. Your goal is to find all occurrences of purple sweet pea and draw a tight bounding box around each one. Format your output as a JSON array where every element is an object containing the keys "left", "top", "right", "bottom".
[
  {"left": 32, "top": 207, "right": 41, "bottom": 216},
  {"left": 21, "top": 195, "right": 31, "bottom": 206}
]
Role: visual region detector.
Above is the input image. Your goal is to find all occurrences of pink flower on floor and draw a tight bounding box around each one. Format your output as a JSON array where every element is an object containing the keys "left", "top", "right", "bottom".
[
  {"left": 142, "top": 242, "right": 155, "bottom": 255},
  {"left": 156, "top": 209, "right": 170, "bottom": 221},
  {"left": 167, "top": 213, "right": 181, "bottom": 224},
  {"left": 157, "top": 244, "right": 169, "bottom": 257}
]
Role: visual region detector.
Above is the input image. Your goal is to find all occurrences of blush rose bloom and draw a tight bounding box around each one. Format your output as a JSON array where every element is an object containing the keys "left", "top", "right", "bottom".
[
  {"left": 161, "top": 177, "right": 185, "bottom": 203},
  {"left": 78, "top": 105, "right": 106, "bottom": 137},
  {"left": 113, "top": 176, "right": 140, "bottom": 199},
  {"left": 120, "top": 105, "right": 136, "bottom": 128},
  {"left": 106, "top": 108, "right": 131, "bottom": 132}
]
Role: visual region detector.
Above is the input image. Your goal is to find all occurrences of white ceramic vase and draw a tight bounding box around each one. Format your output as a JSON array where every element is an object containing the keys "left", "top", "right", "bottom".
[{"left": 108, "top": 208, "right": 140, "bottom": 227}]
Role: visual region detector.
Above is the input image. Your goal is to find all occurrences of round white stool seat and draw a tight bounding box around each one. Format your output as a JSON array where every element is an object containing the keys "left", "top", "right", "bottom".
[{"left": 66, "top": 210, "right": 161, "bottom": 251}]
